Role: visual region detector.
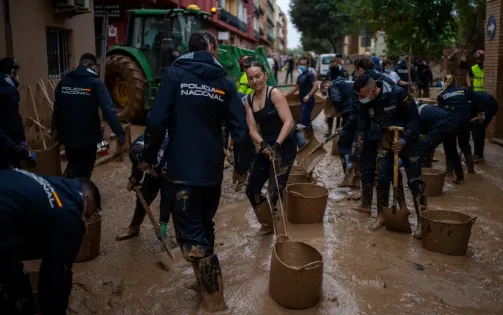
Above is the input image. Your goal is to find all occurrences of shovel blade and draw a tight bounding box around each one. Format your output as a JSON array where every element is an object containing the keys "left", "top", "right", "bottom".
[{"left": 382, "top": 206, "right": 412, "bottom": 233}]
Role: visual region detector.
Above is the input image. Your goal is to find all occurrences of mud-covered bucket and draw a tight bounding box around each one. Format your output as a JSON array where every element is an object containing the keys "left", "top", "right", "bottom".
[
  {"left": 422, "top": 168, "right": 446, "bottom": 197},
  {"left": 76, "top": 214, "right": 102, "bottom": 263},
  {"left": 20, "top": 145, "right": 62, "bottom": 177},
  {"left": 269, "top": 239, "right": 324, "bottom": 309},
  {"left": 286, "top": 183, "right": 328, "bottom": 224},
  {"left": 421, "top": 210, "right": 477, "bottom": 256}
]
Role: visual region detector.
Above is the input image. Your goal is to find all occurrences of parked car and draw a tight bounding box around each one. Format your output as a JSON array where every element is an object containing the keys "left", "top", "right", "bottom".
[{"left": 316, "top": 53, "right": 336, "bottom": 80}]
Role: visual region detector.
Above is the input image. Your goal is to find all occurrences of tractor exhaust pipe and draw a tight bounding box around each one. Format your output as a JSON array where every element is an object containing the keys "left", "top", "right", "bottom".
[{"left": 160, "top": 13, "right": 175, "bottom": 71}]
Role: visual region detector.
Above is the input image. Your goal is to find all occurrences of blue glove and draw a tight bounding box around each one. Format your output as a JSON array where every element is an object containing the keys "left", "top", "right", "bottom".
[
  {"left": 26, "top": 150, "right": 37, "bottom": 167},
  {"left": 398, "top": 159, "right": 403, "bottom": 167}
]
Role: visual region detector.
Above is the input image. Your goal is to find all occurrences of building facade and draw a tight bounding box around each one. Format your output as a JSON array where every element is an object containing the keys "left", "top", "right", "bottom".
[{"left": 1, "top": 0, "right": 96, "bottom": 123}]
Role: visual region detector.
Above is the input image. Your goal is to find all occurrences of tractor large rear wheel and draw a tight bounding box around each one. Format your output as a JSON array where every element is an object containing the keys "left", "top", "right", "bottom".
[{"left": 105, "top": 54, "right": 146, "bottom": 122}]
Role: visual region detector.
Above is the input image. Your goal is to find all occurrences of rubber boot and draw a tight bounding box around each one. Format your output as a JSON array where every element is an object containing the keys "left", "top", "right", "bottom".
[
  {"left": 251, "top": 201, "right": 273, "bottom": 236},
  {"left": 368, "top": 187, "right": 388, "bottom": 231},
  {"left": 185, "top": 261, "right": 203, "bottom": 292},
  {"left": 465, "top": 153, "right": 475, "bottom": 174},
  {"left": 115, "top": 206, "right": 146, "bottom": 241},
  {"left": 353, "top": 184, "right": 372, "bottom": 214},
  {"left": 412, "top": 195, "right": 427, "bottom": 239},
  {"left": 199, "top": 255, "right": 229, "bottom": 313}
]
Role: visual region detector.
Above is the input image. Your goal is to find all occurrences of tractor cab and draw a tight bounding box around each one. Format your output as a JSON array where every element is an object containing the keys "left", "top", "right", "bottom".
[{"left": 125, "top": 6, "right": 213, "bottom": 79}]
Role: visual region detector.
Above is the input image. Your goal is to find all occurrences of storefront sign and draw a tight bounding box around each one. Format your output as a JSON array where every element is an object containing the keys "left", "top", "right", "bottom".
[
  {"left": 487, "top": 15, "right": 496, "bottom": 41},
  {"left": 94, "top": 4, "right": 123, "bottom": 19}
]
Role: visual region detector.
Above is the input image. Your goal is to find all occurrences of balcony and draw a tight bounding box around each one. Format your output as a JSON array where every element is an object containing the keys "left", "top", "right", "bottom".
[
  {"left": 267, "top": 0, "right": 275, "bottom": 12},
  {"left": 259, "top": 27, "right": 264, "bottom": 36},
  {"left": 254, "top": 30, "right": 261, "bottom": 39},
  {"left": 219, "top": 9, "right": 248, "bottom": 33},
  {"left": 267, "top": 16, "right": 274, "bottom": 27},
  {"left": 268, "top": 34, "right": 275, "bottom": 43},
  {"left": 253, "top": 5, "right": 260, "bottom": 17},
  {"left": 258, "top": 5, "right": 264, "bottom": 16}
]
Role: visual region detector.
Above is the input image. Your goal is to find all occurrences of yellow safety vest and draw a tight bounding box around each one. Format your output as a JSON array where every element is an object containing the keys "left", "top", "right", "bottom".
[
  {"left": 238, "top": 72, "right": 254, "bottom": 95},
  {"left": 471, "top": 64, "right": 484, "bottom": 92}
]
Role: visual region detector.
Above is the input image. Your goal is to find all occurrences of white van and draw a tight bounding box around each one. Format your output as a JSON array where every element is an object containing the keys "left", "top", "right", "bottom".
[{"left": 316, "top": 53, "right": 336, "bottom": 79}]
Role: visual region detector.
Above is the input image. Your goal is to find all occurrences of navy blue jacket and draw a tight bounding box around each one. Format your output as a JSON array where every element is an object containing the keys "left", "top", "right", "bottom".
[
  {"left": 52, "top": 67, "right": 124, "bottom": 147},
  {"left": 437, "top": 85, "right": 479, "bottom": 125},
  {"left": 0, "top": 129, "right": 29, "bottom": 169},
  {"left": 351, "top": 81, "right": 419, "bottom": 161},
  {"left": 418, "top": 104, "right": 457, "bottom": 135},
  {"left": 473, "top": 92, "right": 499, "bottom": 117},
  {"left": 329, "top": 78, "right": 354, "bottom": 115},
  {"left": 129, "top": 132, "right": 169, "bottom": 183},
  {"left": 329, "top": 65, "right": 349, "bottom": 81},
  {"left": 0, "top": 169, "right": 85, "bottom": 259},
  {"left": 393, "top": 61, "right": 416, "bottom": 83},
  {"left": 0, "top": 73, "right": 25, "bottom": 144},
  {"left": 143, "top": 51, "right": 249, "bottom": 186},
  {"left": 413, "top": 61, "right": 433, "bottom": 86}
]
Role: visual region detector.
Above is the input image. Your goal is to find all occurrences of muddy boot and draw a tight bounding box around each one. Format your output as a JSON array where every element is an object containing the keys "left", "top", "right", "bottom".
[
  {"left": 465, "top": 154, "right": 475, "bottom": 174},
  {"left": 115, "top": 207, "right": 146, "bottom": 241},
  {"left": 368, "top": 188, "right": 389, "bottom": 231},
  {"left": 186, "top": 262, "right": 203, "bottom": 292},
  {"left": 199, "top": 255, "right": 229, "bottom": 314},
  {"left": 250, "top": 202, "right": 273, "bottom": 236},
  {"left": 353, "top": 186, "right": 372, "bottom": 214},
  {"left": 412, "top": 195, "right": 427, "bottom": 239}
]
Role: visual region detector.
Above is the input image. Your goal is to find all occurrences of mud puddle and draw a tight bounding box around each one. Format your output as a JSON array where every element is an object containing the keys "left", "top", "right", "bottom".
[{"left": 63, "top": 117, "right": 503, "bottom": 314}]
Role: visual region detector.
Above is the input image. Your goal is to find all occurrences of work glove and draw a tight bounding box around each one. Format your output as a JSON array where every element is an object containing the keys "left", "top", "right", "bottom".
[
  {"left": 259, "top": 141, "right": 274, "bottom": 159},
  {"left": 392, "top": 138, "right": 406, "bottom": 152},
  {"left": 24, "top": 150, "right": 37, "bottom": 168},
  {"left": 127, "top": 177, "right": 138, "bottom": 191}
]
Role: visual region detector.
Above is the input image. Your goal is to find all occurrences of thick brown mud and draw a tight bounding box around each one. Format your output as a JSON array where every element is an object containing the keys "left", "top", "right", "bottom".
[{"left": 38, "top": 114, "right": 503, "bottom": 314}]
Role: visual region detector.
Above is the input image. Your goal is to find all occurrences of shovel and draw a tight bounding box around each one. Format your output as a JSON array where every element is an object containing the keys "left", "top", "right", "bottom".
[
  {"left": 307, "top": 130, "right": 339, "bottom": 156},
  {"left": 133, "top": 186, "right": 174, "bottom": 269},
  {"left": 381, "top": 126, "right": 412, "bottom": 233}
]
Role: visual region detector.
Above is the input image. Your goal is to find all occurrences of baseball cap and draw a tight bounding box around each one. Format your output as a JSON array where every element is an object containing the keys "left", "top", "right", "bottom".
[{"left": 0, "top": 57, "right": 20, "bottom": 74}]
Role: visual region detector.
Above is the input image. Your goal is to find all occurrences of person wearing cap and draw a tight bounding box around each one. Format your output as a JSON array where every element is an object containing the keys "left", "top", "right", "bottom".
[
  {"left": 0, "top": 169, "right": 102, "bottom": 315},
  {"left": 467, "top": 50, "right": 485, "bottom": 92},
  {"left": 351, "top": 74, "right": 426, "bottom": 238},
  {"left": 52, "top": 53, "right": 125, "bottom": 179},
  {"left": 0, "top": 57, "right": 30, "bottom": 168}
]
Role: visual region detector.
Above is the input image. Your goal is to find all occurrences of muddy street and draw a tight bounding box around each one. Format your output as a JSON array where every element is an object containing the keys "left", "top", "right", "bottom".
[{"left": 62, "top": 115, "right": 503, "bottom": 315}]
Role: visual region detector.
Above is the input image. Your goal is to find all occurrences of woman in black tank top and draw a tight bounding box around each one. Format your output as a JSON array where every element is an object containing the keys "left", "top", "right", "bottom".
[{"left": 244, "top": 61, "right": 297, "bottom": 236}]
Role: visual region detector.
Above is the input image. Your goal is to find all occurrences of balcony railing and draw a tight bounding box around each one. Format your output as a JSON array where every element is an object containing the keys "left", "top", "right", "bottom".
[
  {"left": 267, "top": 0, "right": 275, "bottom": 12},
  {"left": 219, "top": 9, "right": 248, "bottom": 33}
]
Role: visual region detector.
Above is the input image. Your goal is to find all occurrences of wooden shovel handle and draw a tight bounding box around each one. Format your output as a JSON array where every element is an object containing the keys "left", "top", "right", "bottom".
[{"left": 393, "top": 131, "right": 399, "bottom": 188}]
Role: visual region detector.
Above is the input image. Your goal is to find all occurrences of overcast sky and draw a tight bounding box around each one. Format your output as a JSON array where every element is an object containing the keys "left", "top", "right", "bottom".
[{"left": 276, "top": 0, "right": 300, "bottom": 49}]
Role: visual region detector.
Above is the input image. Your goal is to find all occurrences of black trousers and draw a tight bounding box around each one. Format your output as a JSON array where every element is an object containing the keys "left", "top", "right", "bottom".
[
  {"left": 160, "top": 182, "right": 221, "bottom": 262},
  {"left": 0, "top": 260, "right": 36, "bottom": 315},
  {"left": 472, "top": 107, "right": 498, "bottom": 157},
  {"left": 64, "top": 145, "right": 97, "bottom": 179},
  {"left": 285, "top": 70, "right": 293, "bottom": 84},
  {"left": 246, "top": 137, "right": 296, "bottom": 208}
]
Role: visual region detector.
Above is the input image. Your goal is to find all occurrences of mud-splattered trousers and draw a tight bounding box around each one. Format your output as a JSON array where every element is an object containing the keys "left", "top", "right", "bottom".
[
  {"left": 246, "top": 136, "right": 297, "bottom": 208},
  {"left": 376, "top": 132, "right": 425, "bottom": 212},
  {"left": 161, "top": 182, "right": 222, "bottom": 262}
]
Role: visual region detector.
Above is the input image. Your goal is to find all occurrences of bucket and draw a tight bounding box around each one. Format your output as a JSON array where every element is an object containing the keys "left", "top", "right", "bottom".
[
  {"left": 422, "top": 168, "right": 446, "bottom": 197},
  {"left": 76, "top": 214, "right": 102, "bottom": 263},
  {"left": 421, "top": 210, "right": 477, "bottom": 256},
  {"left": 286, "top": 183, "right": 328, "bottom": 224},
  {"left": 287, "top": 172, "right": 315, "bottom": 185},
  {"left": 296, "top": 137, "right": 327, "bottom": 174},
  {"left": 269, "top": 239, "right": 324, "bottom": 309},
  {"left": 20, "top": 145, "right": 62, "bottom": 177}
]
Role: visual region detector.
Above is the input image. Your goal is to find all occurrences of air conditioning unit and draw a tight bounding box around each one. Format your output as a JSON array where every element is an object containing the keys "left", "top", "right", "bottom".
[{"left": 55, "top": 0, "right": 90, "bottom": 9}]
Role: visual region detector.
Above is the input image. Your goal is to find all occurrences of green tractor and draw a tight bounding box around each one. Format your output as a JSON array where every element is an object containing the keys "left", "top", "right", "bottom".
[
  {"left": 105, "top": 5, "right": 277, "bottom": 122},
  {"left": 105, "top": 5, "right": 214, "bottom": 122}
]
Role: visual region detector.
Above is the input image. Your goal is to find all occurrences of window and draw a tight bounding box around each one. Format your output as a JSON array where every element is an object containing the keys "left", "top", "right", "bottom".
[
  {"left": 46, "top": 27, "right": 71, "bottom": 79},
  {"left": 238, "top": 1, "right": 246, "bottom": 23},
  {"left": 321, "top": 56, "right": 333, "bottom": 65}
]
